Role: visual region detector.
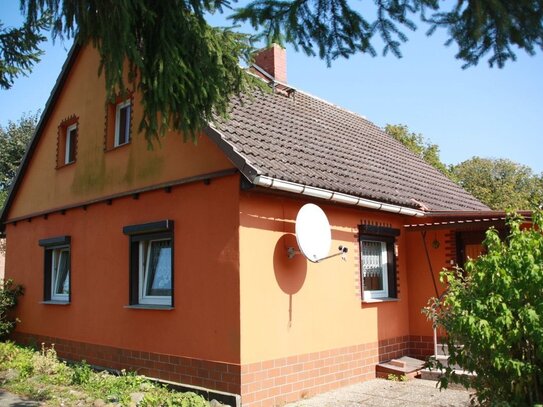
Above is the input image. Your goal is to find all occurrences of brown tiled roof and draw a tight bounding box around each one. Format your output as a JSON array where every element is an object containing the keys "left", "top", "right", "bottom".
[{"left": 210, "top": 87, "right": 489, "bottom": 212}]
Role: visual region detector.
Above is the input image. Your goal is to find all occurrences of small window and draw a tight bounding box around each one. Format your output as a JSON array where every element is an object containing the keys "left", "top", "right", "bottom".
[
  {"left": 39, "top": 236, "right": 71, "bottom": 303},
  {"left": 123, "top": 221, "right": 174, "bottom": 307},
  {"left": 65, "top": 124, "right": 77, "bottom": 164},
  {"left": 115, "top": 100, "right": 131, "bottom": 147},
  {"left": 105, "top": 95, "right": 133, "bottom": 150},
  {"left": 57, "top": 116, "right": 78, "bottom": 168},
  {"left": 359, "top": 225, "right": 399, "bottom": 300},
  {"left": 361, "top": 240, "right": 389, "bottom": 299}
]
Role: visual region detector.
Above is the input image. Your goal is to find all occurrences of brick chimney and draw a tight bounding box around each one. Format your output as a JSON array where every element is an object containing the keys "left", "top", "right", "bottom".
[{"left": 253, "top": 44, "right": 287, "bottom": 83}]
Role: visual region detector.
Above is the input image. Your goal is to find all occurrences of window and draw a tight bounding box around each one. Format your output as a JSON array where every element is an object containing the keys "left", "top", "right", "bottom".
[
  {"left": 105, "top": 95, "right": 133, "bottom": 150},
  {"left": 65, "top": 123, "right": 77, "bottom": 164},
  {"left": 123, "top": 220, "right": 174, "bottom": 307},
  {"left": 115, "top": 100, "right": 131, "bottom": 147},
  {"left": 359, "top": 225, "right": 399, "bottom": 300},
  {"left": 39, "top": 236, "right": 71, "bottom": 303},
  {"left": 57, "top": 116, "right": 78, "bottom": 167}
]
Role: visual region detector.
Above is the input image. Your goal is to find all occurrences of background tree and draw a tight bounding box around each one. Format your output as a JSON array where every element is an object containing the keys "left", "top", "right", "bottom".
[
  {"left": 452, "top": 157, "right": 543, "bottom": 210},
  {"left": 0, "top": 112, "right": 38, "bottom": 209},
  {"left": 1, "top": 0, "right": 542, "bottom": 142},
  {"left": 385, "top": 124, "right": 451, "bottom": 177},
  {"left": 426, "top": 212, "right": 543, "bottom": 405}
]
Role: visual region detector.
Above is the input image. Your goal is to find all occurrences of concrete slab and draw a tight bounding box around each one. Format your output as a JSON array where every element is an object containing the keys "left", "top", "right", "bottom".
[{"left": 286, "top": 378, "right": 471, "bottom": 407}]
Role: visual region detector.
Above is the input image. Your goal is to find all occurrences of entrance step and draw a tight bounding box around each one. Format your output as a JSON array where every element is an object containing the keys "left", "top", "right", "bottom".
[{"left": 376, "top": 356, "right": 425, "bottom": 380}]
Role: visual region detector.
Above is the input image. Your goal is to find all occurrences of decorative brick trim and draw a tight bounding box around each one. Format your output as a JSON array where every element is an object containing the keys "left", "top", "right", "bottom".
[
  {"left": 444, "top": 230, "right": 457, "bottom": 269},
  {"left": 11, "top": 332, "right": 240, "bottom": 394},
  {"left": 240, "top": 335, "right": 410, "bottom": 407}
]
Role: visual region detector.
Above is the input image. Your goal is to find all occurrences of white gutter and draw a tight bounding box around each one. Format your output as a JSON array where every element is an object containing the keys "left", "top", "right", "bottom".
[{"left": 253, "top": 175, "right": 425, "bottom": 217}]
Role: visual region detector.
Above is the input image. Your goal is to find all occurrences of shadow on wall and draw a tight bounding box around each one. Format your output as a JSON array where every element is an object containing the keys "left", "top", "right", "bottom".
[{"left": 273, "top": 233, "right": 308, "bottom": 327}]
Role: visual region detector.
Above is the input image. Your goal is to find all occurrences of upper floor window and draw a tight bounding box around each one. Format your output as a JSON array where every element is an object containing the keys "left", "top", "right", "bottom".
[
  {"left": 115, "top": 99, "right": 131, "bottom": 147},
  {"left": 105, "top": 94, "right": 133, "bottom": 151},
  {"left": 359, "top": 225, "right": 399, "bottom": 300},
  {"left": 65, "top": 123, "right": 77, "bottom": 164},
  {"left": 57, "top": 116, "right": 78, "bottom": 168}
]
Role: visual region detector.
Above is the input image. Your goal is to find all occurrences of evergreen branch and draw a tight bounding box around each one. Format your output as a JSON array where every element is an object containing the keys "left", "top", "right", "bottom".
[{"left": 0, "top": 15, "right": 49, "bottom": 89}]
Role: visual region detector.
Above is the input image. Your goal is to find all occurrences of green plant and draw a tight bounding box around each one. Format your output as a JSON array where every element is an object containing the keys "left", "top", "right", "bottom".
[
  {"left": 0, "top": 279, "right": 24, "bottom": 339},
  {"left": 71, "top": 360, "right": 93, "bottom": 385},
  {"left": 426, "top": 211, "right": 543, "bottom": 406},
  {"left": 0, "top": 342, "right": 209, "bottom": 406},
  {"left": 386, "top": 373, "right": 407, "bottom": 382}
]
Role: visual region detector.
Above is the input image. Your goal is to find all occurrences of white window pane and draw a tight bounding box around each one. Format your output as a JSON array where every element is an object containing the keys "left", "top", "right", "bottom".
[
  {"left": 52, "top": 248, "right": 70, "bottom": 299},
  {"left": 144, "top": 240, "right": 172, "bottom": 297},
  {"left": 115, "top": 100, "right": 130, "bottom": 146},
  {"left": 362, "top": 241, "right": 385, "bottom": 291}
]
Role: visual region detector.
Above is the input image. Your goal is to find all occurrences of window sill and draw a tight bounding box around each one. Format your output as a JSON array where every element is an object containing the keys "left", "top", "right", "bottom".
[
  {"left": 56, "top": 162, "right": 75, "bottom": 169},
  {"left": 105, "top": 142, "right": 131, "bottom": 152},
  {"left": 362, "top": 297, "right": 399, "bottom": 304},
  {"left": 124, "top": 305, "right": 174, "bottom": 311},
  {"left": 40, "top": 300, "right": 70, "bottom": 305}
]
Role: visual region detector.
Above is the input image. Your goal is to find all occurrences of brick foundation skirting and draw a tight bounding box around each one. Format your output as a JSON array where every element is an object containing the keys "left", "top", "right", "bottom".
[
  {"left": 11, "top": 332, "right": 241, "bottom": 395},
  {"left": 240, "top": 335, "right": 411, "bottom": 407},
  {"left": 13, "top": 332, "right": 423, "bottom": 407},
  {"left": 408, "top": 335, "right": 437, "bottom": 358}
]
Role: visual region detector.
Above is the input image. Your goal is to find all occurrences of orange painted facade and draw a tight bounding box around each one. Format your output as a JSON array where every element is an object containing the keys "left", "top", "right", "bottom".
[
  {"left": 2, "top": 43, "right": 484, "bottom": 406},
  {"left": 6, "top": 176, "right": 241, "bottom": 363}
]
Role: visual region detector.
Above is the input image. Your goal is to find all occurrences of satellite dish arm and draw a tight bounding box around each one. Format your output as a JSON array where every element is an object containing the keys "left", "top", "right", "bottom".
[{"left": 287, "top": 245, "right": 348, "bottom": 262}]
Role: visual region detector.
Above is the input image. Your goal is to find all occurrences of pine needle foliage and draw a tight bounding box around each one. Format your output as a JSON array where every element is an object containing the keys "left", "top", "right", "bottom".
[
  {"left": 233, "top": 0, "right": 543, "bottom": 67},
  {"left": 20, "top": 0, "right": 258, "bottom": 144},
  {"left": 0, "top": 14, "right": 49, "bottom": 89}
]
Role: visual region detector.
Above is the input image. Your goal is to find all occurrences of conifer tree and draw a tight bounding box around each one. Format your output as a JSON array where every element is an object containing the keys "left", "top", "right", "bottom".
[{"left": 1, "top": 0, "right": 542, "bottom": 141}]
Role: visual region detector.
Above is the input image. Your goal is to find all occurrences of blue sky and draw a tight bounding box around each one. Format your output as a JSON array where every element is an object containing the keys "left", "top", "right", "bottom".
[{"left": 1, "top": 3, "right": 542, "bottom": 174}]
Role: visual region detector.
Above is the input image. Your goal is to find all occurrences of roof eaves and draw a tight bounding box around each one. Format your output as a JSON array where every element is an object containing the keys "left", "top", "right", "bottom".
[
  {"left": 204, "top": 125, "right": 261, "bottom": 181},
  {"left": 0, "top": 42, "right": 82, "bottom": 233}
]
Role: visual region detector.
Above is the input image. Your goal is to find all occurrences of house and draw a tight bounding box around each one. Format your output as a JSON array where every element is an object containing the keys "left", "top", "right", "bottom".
[{"left": 0, "top": 43, "right": 511, "bottom": 407}]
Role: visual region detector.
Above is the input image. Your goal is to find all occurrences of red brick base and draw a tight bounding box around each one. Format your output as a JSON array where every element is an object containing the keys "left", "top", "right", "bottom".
[
  {"left": 12, "top": 332, "right": 423, "bottom": 407},
  {"left": 408, "top": 335, "right": 436, "bottom": 359},
  {"left": 240, "top": 335, "right": 411, "bottom": 407},
  {"left": 11, "top": 332, "right": 241, "bottom": 394}
]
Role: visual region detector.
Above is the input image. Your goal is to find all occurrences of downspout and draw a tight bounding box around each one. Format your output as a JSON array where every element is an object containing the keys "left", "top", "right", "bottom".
[{"left": 421, "top": 230, "right": 439, "bottom": 297}]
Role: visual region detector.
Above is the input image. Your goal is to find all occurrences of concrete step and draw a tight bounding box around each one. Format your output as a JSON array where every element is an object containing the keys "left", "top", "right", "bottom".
[
  {"left": 376, "top": 356, "right": 426, "bottom": 380},
  {"left": 420, "top": 366, "right": 476, "bottom": 381},
  {"left": 430, "top": 354, "right": 462, "bottom": 370}
]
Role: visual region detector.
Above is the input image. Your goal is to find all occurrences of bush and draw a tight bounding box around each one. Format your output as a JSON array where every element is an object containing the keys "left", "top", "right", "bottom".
[
  {"left": 0, "top": 279, "right": 24, "bottom": 339},
  {"left": 427, "top": 211, "right": 543, "bottom": 406}
]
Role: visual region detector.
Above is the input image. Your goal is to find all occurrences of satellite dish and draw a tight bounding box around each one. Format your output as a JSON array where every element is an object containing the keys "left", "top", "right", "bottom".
[{"left": 295, "top": 204, "right": 332, "bottom": 263}]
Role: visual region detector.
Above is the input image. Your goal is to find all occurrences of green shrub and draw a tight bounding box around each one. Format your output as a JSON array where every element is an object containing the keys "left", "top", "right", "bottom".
[
  {"left": 427, "top": 211, "right": 543, "bottom": 406},
  {"left": 0, "top": 279, "right": 24, "bottom": 339}
]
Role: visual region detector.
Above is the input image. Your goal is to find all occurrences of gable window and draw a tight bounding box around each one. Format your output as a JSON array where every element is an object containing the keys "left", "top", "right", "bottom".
[
  {"left": 57, "top": 116, "right": 78, "bottom": 168},
  {"left": 359, "top": 225, "right": 399, "bottom": 300},
  {"left": 115, "top": 100, "right": 131, "bottom": 147},
  {"left": 39, "top": 236, "right": 71, "bottom": 303},
  {"left": 123, "top": 220, "right": 174, "bottom": 307},
  {"left": 105, "top": 94, "right": 133, "bottom": 151},
  {"left": 65, "top": 123, "right": 77, "bottom": 164}
]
